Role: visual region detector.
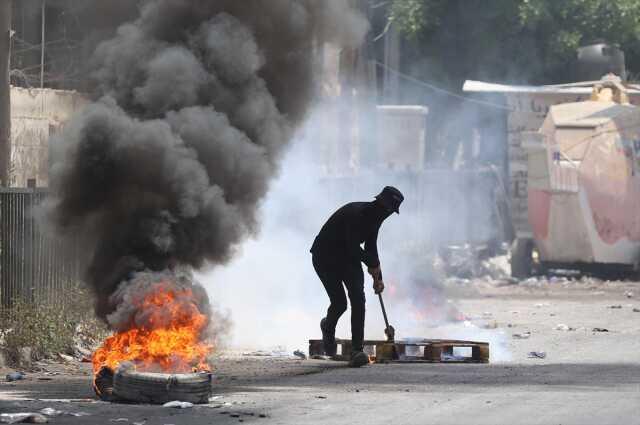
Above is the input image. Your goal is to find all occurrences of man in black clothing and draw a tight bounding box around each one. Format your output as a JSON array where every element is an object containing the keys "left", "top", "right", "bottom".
[{"left": 311, "top": 186, "right": 404, "bottom": 367}]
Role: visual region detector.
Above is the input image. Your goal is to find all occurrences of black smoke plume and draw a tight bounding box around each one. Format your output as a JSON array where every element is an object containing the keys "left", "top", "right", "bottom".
[{"left": 43, "top": 0, "right": 368, "bottom": 321}]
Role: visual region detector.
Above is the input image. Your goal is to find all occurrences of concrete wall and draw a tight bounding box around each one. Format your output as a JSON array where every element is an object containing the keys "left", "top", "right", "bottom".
[{"left": 9, "top": 86, "right": 87, "bottom": 187}]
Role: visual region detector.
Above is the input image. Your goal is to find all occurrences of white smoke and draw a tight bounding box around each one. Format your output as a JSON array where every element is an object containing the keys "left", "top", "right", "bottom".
[{"left": 200, "top": 105, "right": 511, "bottom": 362}]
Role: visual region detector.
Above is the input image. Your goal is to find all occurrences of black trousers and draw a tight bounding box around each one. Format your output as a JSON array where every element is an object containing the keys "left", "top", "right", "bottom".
[{"left": 312, "top": 253, "right": 365, "bottom": 352}]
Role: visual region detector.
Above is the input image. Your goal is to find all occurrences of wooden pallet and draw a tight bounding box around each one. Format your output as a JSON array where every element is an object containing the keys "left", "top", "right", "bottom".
[{"left": 309, "top": 338, "right": 489, "bottom": 363}]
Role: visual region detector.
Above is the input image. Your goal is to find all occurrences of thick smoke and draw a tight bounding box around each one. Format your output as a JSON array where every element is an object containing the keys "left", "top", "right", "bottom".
[
  {"left": 202, "top": 106, "right": 511, "bottom": 361},
  {"left": 106, "top": 269, "right": 210, "bottom": 333},
  {"left": 42, "top": 0, "right": 368, "bottom": 321}
]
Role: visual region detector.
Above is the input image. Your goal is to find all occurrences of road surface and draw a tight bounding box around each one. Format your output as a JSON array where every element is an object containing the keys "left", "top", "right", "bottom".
[{"left": 2, "top": 278, "right": 639, "bottom": 424}]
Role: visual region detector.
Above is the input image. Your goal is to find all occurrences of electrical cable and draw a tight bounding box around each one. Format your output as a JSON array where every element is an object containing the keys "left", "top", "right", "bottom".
[{"left": 374, "top": 60, "right": 514, "bottom": 111}]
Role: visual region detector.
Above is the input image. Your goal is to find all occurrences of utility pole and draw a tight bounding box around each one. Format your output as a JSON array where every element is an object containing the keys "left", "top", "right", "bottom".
[
  {"left": 0, "top": 0, "right": 11, "bottom": 187},
  {"left": 355, "top": 0, "right": 377, "bottom": 169},
  {"left": 40, "top": 0, "right": 45, "bottom": 88}
]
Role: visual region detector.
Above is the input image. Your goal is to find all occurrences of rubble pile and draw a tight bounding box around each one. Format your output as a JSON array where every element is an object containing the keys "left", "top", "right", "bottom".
[
  {"left": 437, "top": 245, "right": 511, "bottom": 283},
  {"left": 437, "top": 245, "right": 638, "bottom": 290}
]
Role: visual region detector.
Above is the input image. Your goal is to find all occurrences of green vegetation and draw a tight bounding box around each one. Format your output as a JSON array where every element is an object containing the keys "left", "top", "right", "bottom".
[
  {"left": 0, "top": 285, "right": 108, "bottom": 367},
  {"left": 388, "top": 0, "right": 640, "bottom": 85}
]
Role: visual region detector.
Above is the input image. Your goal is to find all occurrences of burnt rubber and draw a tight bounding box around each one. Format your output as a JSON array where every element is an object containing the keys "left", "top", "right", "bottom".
[
  {"left": 112, "top": 369, "right": 212, "bottom": 404},
  {"left": 95, "top": 367, "right": 118, "bottom": 402}
]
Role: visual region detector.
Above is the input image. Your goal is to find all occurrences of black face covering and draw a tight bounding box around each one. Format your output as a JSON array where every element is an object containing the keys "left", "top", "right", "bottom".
[{"left": 369, "top": 200, "right": 393, "bottom": 221}]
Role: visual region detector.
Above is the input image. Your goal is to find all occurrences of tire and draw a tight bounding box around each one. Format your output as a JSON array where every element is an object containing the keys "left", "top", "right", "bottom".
[
  {"left": 94, "top": 367, "right": 118, "bottom": 402},
  {"left": 113, "top": 369, "right": 212, "bottom": 404},
  {"left": 511, "top": 238, "right": 533, "bottom": 279}
]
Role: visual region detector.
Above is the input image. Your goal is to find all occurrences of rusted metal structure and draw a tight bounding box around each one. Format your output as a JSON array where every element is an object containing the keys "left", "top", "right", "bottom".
[
  {"left": 518, "top": 78, "right": 640, "bottom": 275},
  {"left": 0, "top": 187, "right": 81, "bottom": 311},
  {"left": 465, "top": 76, "right": 640, "bottom": 276}
]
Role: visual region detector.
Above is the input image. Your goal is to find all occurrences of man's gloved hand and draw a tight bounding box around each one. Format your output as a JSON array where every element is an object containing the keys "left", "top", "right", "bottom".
[
  {"left": 367, "top": 265, "right": 382, "bottom": 280},
  {"left": 373, "top": 279, "right": 385, "bottom": 294},
  {"left": 368, "top": 265, "right": 384, "bottom": 294}
]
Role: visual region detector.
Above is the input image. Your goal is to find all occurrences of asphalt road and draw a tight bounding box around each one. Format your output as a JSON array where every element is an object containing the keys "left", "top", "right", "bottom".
[
  {"left": 1, "top": 361, "right": 639, "bottom": 425},
  {"left": 2, "top": 279, "right": 639, "bottom": 425}
]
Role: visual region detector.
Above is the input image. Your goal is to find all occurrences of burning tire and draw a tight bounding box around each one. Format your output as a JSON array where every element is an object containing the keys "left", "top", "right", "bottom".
[
  {"left": 97, "top": 368, "right": 212, "bottom": 404},
  {"left": 114, "top": 369, "right": 212, "bottom": 404},
  {"left": 94, "top": 367, "right": 118, "bottom": 402}
]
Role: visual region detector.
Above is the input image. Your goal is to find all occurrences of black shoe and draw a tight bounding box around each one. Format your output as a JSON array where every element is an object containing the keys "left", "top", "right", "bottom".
[
  {"left": 348, "top": 351, "right": 369, "bottom": 367},
  {"left": 320, "top": 318, "right": 337, "bottom": 356}
]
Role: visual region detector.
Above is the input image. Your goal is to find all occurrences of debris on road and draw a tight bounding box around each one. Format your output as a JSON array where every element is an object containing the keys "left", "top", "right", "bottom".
[
  {"left": 241, "top": 347, "right": 290, "bottom": 357},
  {"left": 162, "top": 401, "right": 194, "bottom": 409},
  {"left": 482, "top": 321, "right": 498, "bottom": 329},
  {"left": 527, "top": 351, "right": 547, "bottom": 359},
  {"left": 38, "top": 408, "right": 89, "bottom": 418},
  {"left": 592, "top": 328, "right": 609, "bottom": 332},
  {"left": 554, "top": 324, "right": 574, "bottom": 331},
  {"left": 57, "top": 353, "right": 74, "bottom": 362},
  {"left": 513, "top": 332, "right": 531, "bottom": 339},
  {"left": 38, "top": 409, "right": 61, "bottom": 417},
  {"left": 608, "top": 305, "right": 623, "bottom": 309},
  {"left": 6, "top": 372, "right": 25, "bottom": 382},
  {"left": 633, "top": 308, "right": 640, "bottom": 313},
  {"left": 0, "top": 413, "right": 48, "bottom": 424},
  {"left": 293, "top": 350, "right": 306, "bottom": 360},
  {"left": 625, "top": 291, "right": 634, "bottom": 298}
]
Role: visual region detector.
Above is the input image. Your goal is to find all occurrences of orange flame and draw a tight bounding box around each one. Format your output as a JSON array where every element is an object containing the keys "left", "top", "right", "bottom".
[{"left": 92, "top": 282, "right": 212, "bottom": 376}]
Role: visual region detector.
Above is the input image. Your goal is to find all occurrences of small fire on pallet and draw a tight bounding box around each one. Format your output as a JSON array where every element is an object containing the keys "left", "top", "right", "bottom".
[
  {"left": 309, "top": 339, "right": 490, "bottom": 363},
  {"left": 93, "top": 283, "right": 213, "bottom": 404}
]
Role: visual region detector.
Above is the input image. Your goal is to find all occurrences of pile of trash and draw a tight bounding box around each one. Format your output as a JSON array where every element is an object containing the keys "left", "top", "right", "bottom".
[{"left": 436, "top": 245, "right": 511, "bottom": 282}]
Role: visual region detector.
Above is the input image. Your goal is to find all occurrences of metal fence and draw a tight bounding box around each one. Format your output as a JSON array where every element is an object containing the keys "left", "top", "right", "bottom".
[{"left": 0, "top": 188, "right": 81, "bottom": 311}]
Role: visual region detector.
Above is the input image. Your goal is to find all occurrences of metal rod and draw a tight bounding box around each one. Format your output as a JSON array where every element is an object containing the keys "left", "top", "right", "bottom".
[
  {"left": 377, "top": 292, "right": 395, "bottom": 342},
  {"left": 378, "top": 293, "right": 390, "bottom": 329}
]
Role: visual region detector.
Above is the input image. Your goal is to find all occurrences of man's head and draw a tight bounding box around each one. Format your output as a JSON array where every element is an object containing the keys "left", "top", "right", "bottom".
[{"left": 374, "top": 186, "right": 404, "bottom": 214}]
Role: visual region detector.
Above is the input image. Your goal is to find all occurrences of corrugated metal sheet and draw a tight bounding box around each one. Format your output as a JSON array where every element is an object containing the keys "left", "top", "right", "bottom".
[{"left": 0, "top": 188, "right": 81, "bottom": 313}]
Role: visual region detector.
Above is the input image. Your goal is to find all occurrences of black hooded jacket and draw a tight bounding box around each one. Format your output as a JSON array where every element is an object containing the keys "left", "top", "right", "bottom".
[{"left": 311, "top": 201, "right": 390, "bottom": 268}]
